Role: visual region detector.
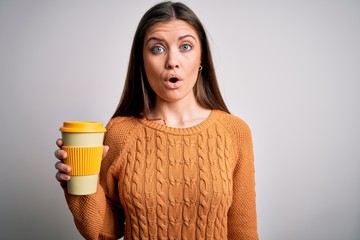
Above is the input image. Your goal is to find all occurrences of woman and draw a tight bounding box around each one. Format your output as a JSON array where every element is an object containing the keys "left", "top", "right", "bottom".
[{"left": 55, "top": 1, "right": 258, "bottom": 239}]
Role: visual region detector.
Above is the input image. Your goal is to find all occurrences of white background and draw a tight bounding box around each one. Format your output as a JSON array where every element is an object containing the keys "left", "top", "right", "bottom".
[{"left": 0, "top": 0, "right": 359, "bottom": 239}]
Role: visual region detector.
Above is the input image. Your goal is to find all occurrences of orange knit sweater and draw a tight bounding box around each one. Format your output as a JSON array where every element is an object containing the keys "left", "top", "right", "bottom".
[{"left": 64, "top": 110, "right": 258, "bottom": 240}]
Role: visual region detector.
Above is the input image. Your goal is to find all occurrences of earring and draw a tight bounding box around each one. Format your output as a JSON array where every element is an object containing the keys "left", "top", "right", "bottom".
[{"left": 199, "top": 65, "right": 203, "bottom": 71}]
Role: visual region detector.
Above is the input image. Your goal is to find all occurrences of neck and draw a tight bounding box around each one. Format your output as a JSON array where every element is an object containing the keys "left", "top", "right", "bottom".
[{"left": 147, "top": 98, "right": 211, "bottom": 128}]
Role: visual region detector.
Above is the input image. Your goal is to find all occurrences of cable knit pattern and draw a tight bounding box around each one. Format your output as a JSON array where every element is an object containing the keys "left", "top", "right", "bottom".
[{"left": 64, "top": 110, "right": 258, "bottom": 239}]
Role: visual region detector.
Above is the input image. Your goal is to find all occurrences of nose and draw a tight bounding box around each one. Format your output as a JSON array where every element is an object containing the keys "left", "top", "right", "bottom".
[{"left": 165, "top": 49, "right": 179, "bottom": 69}]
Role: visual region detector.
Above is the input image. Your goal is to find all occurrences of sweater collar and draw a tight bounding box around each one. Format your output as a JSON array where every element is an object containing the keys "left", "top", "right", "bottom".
[{"left": 139, "top": 110, "right": 223, "bottom": 135}]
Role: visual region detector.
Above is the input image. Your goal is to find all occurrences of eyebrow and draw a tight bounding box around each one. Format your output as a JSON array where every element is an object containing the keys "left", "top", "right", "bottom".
[{"left": 145, "top": 34, "right": 197, "bottom": 45}]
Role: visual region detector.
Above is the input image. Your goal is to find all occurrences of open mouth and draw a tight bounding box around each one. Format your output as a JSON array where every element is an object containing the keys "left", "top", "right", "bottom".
[
  {"left": 169, "top": 77, "right": 178, "bottom": 83},
  {"left": 164, "top": 74, "right": 182, "bottom": 89}
]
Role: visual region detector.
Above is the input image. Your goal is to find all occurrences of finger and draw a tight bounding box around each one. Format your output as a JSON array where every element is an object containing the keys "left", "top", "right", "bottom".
[
  {"left": 56, "top": 171, "right": 71, "bottom": 182},
  {"left": 56, "top": 138, "right": 63, "bottom": 148},
  {"left": 54, "top": 149, "right": 59, "bottom": 157},
  {"left": 102, "top": 145, "right": 109, "bottom": 159},
  {"left": 54, "top": 149, "right": 67, "bottom": 160},
  {"left": 55, "top": 161, "right": 71, "bottom": 173}
]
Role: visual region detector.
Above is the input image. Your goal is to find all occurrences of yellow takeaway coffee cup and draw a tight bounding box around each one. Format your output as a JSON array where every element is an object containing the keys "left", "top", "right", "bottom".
[{"left": 59, "top": 121, "right": 106, "bottom": 195}]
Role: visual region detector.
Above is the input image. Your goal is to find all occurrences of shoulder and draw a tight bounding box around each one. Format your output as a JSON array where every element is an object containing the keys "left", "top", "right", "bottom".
[
  {"left": 213, "top": 110, "right": 254, "bottom": 162},
  {"left": 213, "top": 110, "right": 252, "bottom": 137},
  {"left": 104, "top": 116, "right": 142, "bottom": 147},
  {"left": 213, "top": 110, "right": 253, "bottom": 151},
  {"left": 106, "top": 116, "right": 140, "bottom": 131}
]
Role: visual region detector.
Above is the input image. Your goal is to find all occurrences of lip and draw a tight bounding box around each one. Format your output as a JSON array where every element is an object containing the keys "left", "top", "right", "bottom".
[{"left": 164, "top": 74, "right": 183, "bottom": 89}]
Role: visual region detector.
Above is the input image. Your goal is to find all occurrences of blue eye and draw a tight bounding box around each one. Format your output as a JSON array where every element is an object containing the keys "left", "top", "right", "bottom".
[
  {"left": 181, "top": 44, "right": 192, "bottom": 51},
  {"left": 151, "top": 46, "right": 164, "bottom": 54}
]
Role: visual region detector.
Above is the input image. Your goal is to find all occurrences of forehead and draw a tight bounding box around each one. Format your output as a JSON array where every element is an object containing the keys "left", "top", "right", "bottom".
[{"left": 145, "top": 19, "right": 199, "bottom": 39}]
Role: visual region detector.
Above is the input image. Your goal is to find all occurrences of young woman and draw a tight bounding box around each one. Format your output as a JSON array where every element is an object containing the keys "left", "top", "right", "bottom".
[{"left": 55, "top": 1, "right": 258, "bottom": 239}]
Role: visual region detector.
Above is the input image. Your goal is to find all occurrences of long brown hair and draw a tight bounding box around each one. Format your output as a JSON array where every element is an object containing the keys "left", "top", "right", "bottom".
[{"left": 112, "top": 1, "right": 229, "bottom": 119}]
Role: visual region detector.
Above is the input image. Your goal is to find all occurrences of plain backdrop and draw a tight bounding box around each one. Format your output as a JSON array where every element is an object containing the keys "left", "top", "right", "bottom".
[{"left": 0, "top": 0, "right": 359, "bottom": 239}]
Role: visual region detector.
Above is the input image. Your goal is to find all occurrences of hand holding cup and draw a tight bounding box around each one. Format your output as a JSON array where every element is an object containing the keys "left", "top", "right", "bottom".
[
  {"left": 55, "top": 138, "right": 71, "bottom": 185},
  {"left": 55, "top": 139, "right": 109, "bottom": 184},
  {"left": 55, "top": 122, "right": 107, "bottom": 195}
]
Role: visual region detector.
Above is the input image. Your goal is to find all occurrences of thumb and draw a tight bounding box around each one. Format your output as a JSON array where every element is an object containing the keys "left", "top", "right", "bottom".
[{"left": 102, "top": 145, "right": 109, "bottom": 159}]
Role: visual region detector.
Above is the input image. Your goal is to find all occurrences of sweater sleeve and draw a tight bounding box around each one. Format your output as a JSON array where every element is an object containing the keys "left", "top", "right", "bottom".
[
  {"left": 63, "top": 118, "right": 127, "bottom": 240},
  {"left": 64, "top": 184, "right": 124, "bottom": 240},
  {"left": 227, "top": 120, "right": 259, "bottom": 239}
]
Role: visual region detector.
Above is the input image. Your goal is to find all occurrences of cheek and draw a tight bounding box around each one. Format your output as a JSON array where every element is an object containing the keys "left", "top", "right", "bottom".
[
  {"left": 190, "top": 63, "right": 200, "bottom": 78},
  {"left": 143, "top": 62, "right": 159, "bottom": 90},
  {"left": 144, "top": 54, "right": 162, "bottom": 72},
  {"left": 143, "top": 59, "right": 156, "bottom": 79},
  {"left": 188, "top": 53, "right": 201, "bottom": 73},
  {"left": 145, "top": 68, "right": 160, "bottom": 88}
]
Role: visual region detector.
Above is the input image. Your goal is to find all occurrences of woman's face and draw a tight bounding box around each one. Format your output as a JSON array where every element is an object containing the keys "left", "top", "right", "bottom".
[{"left": 143, "top": 19, "right": 202, "bottom": 104}]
